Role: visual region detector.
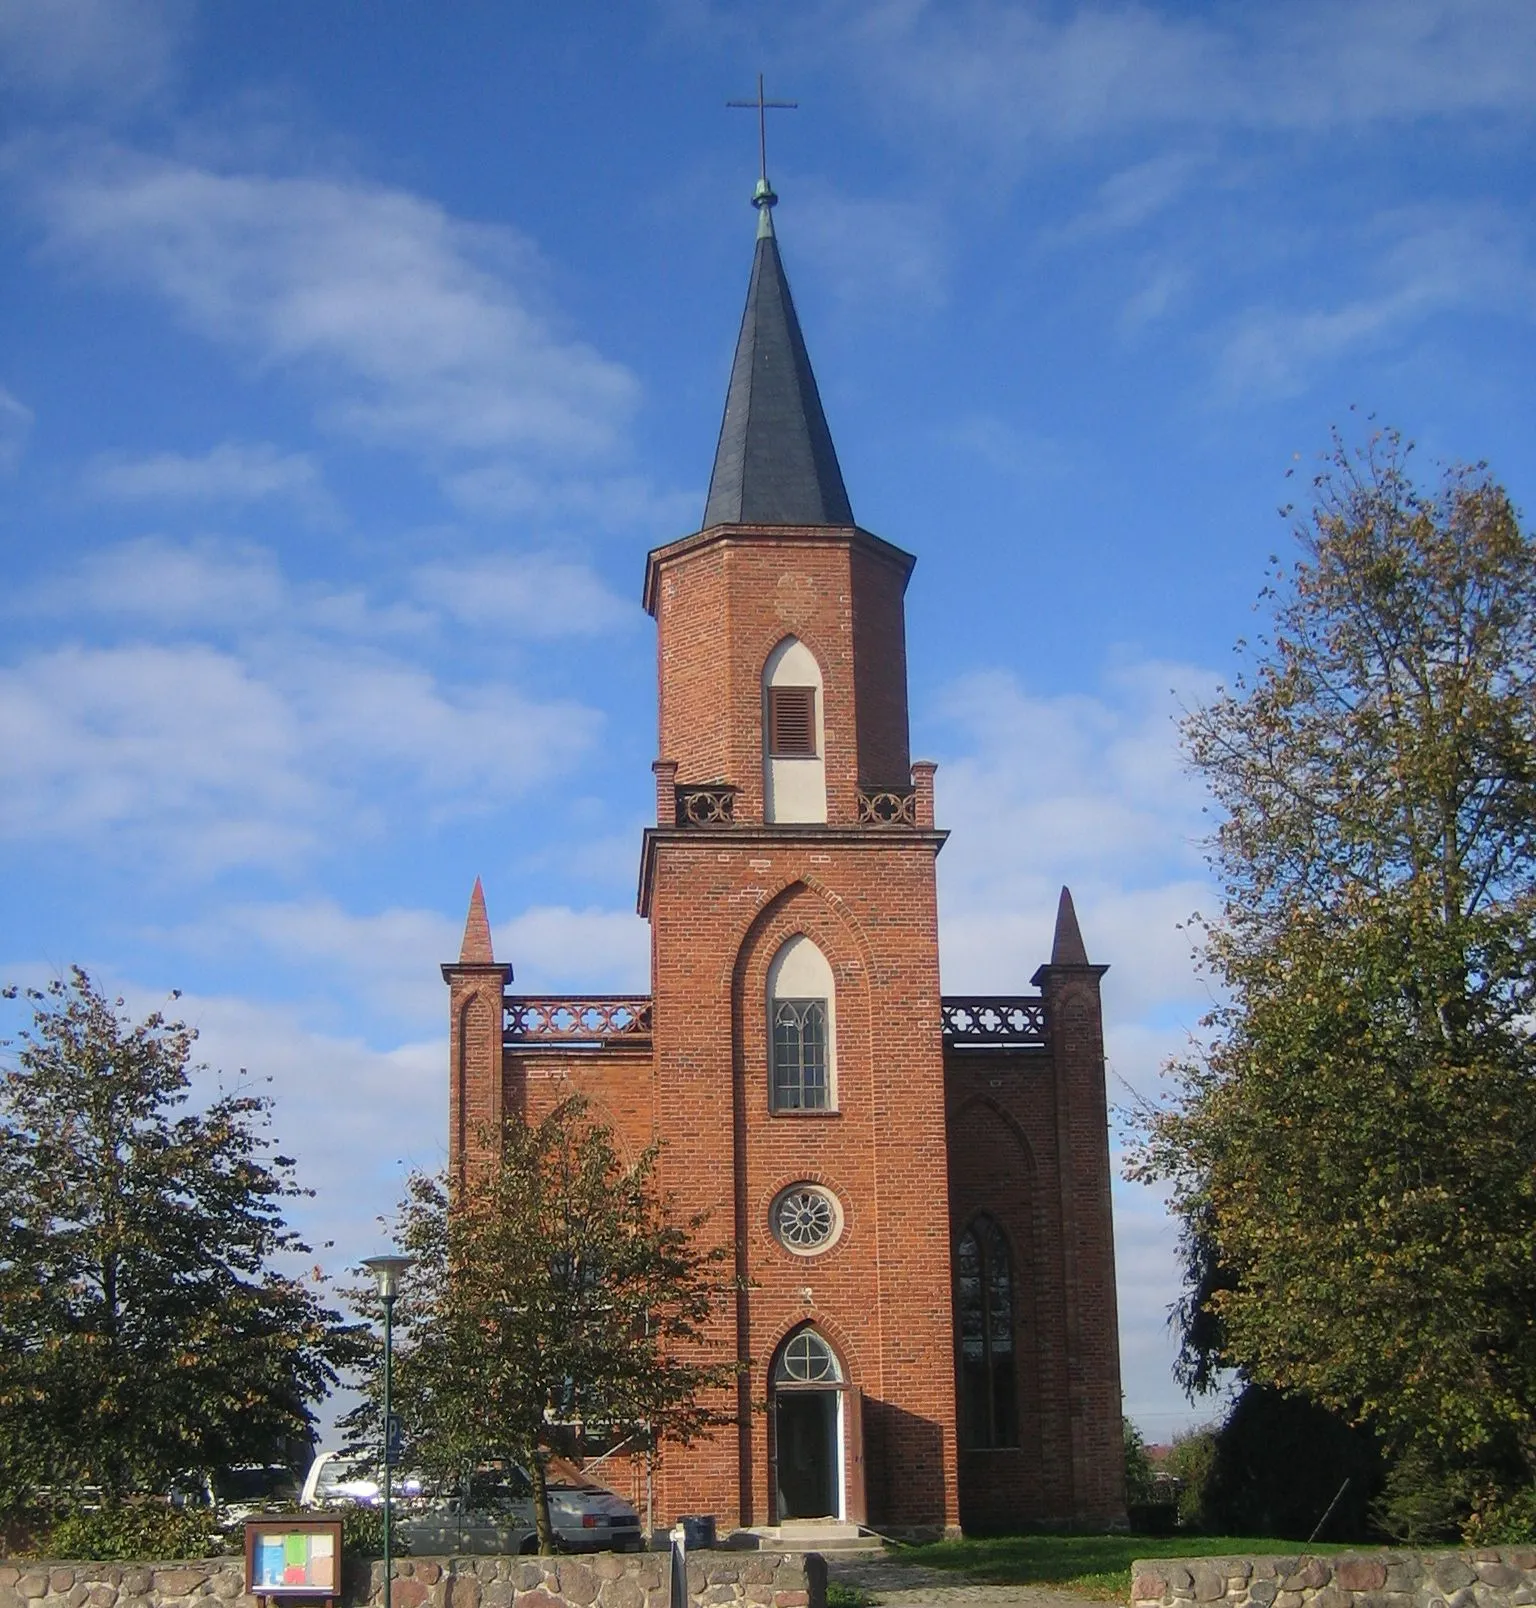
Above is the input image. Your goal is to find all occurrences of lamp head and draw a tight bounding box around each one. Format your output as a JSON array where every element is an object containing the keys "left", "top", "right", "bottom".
[{"left": 361, "top": 1254, "right": 413, "bottom": 1302}]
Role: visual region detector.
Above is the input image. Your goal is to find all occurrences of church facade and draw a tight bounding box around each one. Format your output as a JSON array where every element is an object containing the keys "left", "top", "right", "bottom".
[{"left": 443, "top": 181, "right": 1125, "bottom": 1538}]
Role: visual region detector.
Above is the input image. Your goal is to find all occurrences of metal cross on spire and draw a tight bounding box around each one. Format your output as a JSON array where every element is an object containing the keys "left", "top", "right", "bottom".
[{"left": 727, "top": 73, "right": 797, "bottom": 225}]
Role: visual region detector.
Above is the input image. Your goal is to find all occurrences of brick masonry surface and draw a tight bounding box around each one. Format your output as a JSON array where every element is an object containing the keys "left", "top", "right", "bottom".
[
  {"left": 1131, "top": 1551, "right": 1536, "bottom": 1608},
  {"left": 0, "top": 1551, "right": 825, "bottom": 1608},
  {"left": 446, "top": 506, "right": 1129, "bottom": 1533}
]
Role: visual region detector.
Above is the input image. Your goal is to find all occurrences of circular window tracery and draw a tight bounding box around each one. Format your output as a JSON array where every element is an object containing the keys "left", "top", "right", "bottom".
[
  {"left": 773, "top": 1328, "right": 842, "bottom": 1385},
  {"left": 771, "top": 1183, "right": 843, "bottom": 1256}
]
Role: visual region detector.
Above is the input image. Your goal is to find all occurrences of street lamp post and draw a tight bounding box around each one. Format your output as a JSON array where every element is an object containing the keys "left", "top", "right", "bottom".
[{"left": 362, "top": 1255, "right": 413, "bottom": 1608}]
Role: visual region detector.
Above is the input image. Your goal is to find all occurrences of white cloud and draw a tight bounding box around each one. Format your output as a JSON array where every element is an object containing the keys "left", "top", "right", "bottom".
[
  {"left": 1120, "top": 264, "right": 1190, "bottom": 334},
  {"left": 442, "top": 464, "right": 700, "bottom": 536},
  {"left": 0, "top": 632, "right": 599, "bottom": 871},
  {"left": 156, "top": 987, "right": 446, "bottom": 1269},
  {"left": 0, "top": 643, "right": 318, "bottom": 863},
  {"left": 83, "top": 441, "right": 333, "bottom": 516},
  {"left": 848, "top": 0, "right": 1536, "bottom": 159},
  {"left": 1112, "top": 1167, "right": 1212, "bottom": 1437},
  {"left": 1048, "top": 152, "right": 1207, "bottom": 242},
  {"left": 23, "top": 535, "right": 289, "bottom": 624},
  {"left": 496, "top": 905, "right": 650, "bottom": 994},
  {"left": 933, "top": 657, "right": 1217, "bottom": 1076},
  {"left": 412, "top": 553, "right": 633, "bottom": 638},
  {"left": 194, "top": 901, "right": 461, "bottom": 1027},
  {"left": 0, "top": 384, "right": 34, "bottom": 473},
  {"left": 32, "top": 149, "right": 641, "bottom": 471},
  {"left": 1216, "top": 204, "right": 1536, "bottom": 398},
  {"left": 17, "top": 533, "right": 635, "bottom": 648},
  {"left": 0, "top": 0, "right": 182, "bottom": 109},
  {"left": 162, "top": 894, "right": 649, "bottom": 1034}
]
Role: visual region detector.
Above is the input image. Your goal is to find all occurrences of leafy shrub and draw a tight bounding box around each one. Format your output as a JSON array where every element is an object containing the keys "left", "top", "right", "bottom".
[
  {"left": 44, "top": 1503, "right": 228, "bottom": 1560},
  {"left": 1463, "top": 1486, "right": 1536, "bottom": 1546},
  {"left": 1124, "top": 1419, "right": 1158, "bottom": 1507},
  {"left": 1370, "top": 1446, "right": 1465, "bottom": 1546},
  {"left": 334, "top": 1503, "right": 409, "bottom": 1558},
  {"left": 1166, "top": 1424, "right": 1218, "bottom": 1531}
]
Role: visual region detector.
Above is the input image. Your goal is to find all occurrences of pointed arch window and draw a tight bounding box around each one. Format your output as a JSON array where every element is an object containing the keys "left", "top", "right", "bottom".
[
  {"left": 772, "top": 1327, "right": 843, "bottom": 1387},
  {"left": 768, "top": 935, "right": 836, "bottom": 1112},
  {"left": 957, "top": 1215, "right": 1017, "bottom": 1449}
]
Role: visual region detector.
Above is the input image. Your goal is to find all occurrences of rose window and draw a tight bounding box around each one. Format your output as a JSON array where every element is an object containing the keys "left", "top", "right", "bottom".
[{"left": 771, "top": 1184, "right": 842, "bottom": 1255}]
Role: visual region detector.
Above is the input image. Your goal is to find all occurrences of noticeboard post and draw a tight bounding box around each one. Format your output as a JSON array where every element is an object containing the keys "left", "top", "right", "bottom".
[{"left": 244, "top": 1516, "right": 344, "bottom": 1602}]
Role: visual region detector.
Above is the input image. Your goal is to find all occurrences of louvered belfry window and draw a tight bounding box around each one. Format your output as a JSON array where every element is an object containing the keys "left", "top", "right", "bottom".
[{"left": 769, "top": 686, "right": 817, "bottom": 757}]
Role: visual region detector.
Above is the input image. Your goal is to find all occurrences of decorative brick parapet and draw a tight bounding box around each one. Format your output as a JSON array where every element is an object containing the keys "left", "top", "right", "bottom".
[
  {"left": 1131, "top": 1551, "right": 1536, "bottom": 1608},
  {"left": 0, "top": 1551, "right": 825, "bottom": 1608}
]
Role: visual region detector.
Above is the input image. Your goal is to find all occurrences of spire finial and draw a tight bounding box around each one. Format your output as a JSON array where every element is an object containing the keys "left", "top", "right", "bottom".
[
  {"left": 459, "top": 876, "right": 495, "bottom": 965},
  {"left": 1051, "top": 885, "right": 1091, "bottom": 967},
  {"left": 728, "top": 72, "right": 796, "bottom": 232}
]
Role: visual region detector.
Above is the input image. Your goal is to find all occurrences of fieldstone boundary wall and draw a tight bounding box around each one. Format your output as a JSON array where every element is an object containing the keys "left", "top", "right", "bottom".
[
  {"left": 0, "top": 1550, "right": 826, "bottom": 1608},
  {"left": 1132, "top": 1552, "right": 1536, "bottom": 1608}
]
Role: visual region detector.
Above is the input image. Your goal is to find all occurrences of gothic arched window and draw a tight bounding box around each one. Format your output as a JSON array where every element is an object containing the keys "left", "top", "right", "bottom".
[
  {"left": 772, "top": 1327, "right": 843, "bottom": 1386},
  {"left": 957, "top": 1214, "right": 1018, "bottom": 1448},
  {"left": 767, "top": 935, "right": 835, "bottom": 1112}
]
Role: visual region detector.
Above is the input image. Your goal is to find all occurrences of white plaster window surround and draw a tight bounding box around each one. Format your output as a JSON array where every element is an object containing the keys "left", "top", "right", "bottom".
[
  {"left": 768, "top": 934, "right": 837, "bottom": 1112},
  {"left": 763, "top": 636, "right": 827, "bottom": 824}
]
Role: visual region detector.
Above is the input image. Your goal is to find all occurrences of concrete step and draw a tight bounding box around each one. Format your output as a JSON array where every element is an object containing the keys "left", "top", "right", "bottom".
[{"left": 744, "top": 1522, "right": 885, "bottom": 1555}]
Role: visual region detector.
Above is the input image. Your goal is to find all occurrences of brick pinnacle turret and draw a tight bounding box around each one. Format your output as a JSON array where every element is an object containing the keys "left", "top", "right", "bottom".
[{"left": 458, "top": 876, "right": 495, "bottom": 965}]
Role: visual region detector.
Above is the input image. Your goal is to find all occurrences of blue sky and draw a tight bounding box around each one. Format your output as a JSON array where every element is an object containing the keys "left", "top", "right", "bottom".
[{"left": 3, "top": 0, "right": 1534, "bottom": 1445}]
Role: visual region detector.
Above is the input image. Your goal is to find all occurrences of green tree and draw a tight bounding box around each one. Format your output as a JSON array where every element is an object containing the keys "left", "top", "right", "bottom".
[
  {"left": 367, "top": 1098, "right": 739, "bottom": 1552},
  {"left": 0, "top": 969, "right": 358, "bottom": 1516},
  {"left": 1134, "top": 429, "right": 1536, "bottom": 1525},
  {"left": 1124, "top": 1417, "right": 1157, "bottom": 1507}
]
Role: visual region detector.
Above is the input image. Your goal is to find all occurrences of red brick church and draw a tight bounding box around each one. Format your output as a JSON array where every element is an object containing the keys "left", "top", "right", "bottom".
[{"left": 442, "top": 174, "right": 1126, "bottom": 1538}]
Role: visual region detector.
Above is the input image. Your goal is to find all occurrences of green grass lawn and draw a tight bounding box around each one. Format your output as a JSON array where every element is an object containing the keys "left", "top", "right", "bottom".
[{"left": 891, "top": 1532, "right": 1357, "bottom": 1601}]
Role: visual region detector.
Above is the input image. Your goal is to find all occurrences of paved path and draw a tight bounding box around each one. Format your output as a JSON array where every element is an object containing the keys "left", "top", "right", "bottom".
[{"left": 826, "top": 1557, "right": 1104, "bottom": 1608}]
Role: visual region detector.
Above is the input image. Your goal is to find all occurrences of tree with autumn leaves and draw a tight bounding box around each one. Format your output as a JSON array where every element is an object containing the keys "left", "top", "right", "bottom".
[
  {"left": 0, "top": 970, "right": 358, "bottom": 1521},
  {"left": 361, "top": 1098, "right": 740, "bottom": 1553},
  {"left": 1136, "top": 429, "right": 1536, "bottom": 1536}
]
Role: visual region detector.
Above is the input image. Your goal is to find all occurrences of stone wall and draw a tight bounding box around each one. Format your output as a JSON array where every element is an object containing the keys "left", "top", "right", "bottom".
[
  {"left": 0, "top": 1550, "right": 825, "bottom": 1608},
  {"left": 1132, "top": 1551, "right": 1536, "bottom": 1608}
]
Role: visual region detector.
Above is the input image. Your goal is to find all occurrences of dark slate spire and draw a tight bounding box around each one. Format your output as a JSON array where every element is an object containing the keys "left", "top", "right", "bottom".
[
  {"left": 702, "top": 183, "right": 854, "bottom": 528},
  {"left": 1051, "top": 885, "right": 1091, "bottom": 967}
]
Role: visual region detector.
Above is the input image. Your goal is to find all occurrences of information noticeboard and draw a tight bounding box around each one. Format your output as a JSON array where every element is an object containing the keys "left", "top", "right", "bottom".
[{"left": 243, "top": 1516, "right": 344, "bottom": 1599}]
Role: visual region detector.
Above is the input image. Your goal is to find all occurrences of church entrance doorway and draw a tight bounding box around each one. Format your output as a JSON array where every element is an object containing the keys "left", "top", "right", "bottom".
[{"left": 770, "top": 1328, "right": 845, "bottom": 1521}]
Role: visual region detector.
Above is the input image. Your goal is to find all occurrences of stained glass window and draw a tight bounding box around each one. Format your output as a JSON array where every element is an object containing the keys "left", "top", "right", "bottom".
[{"left": 957, "top": 1215, "right": 1018, "bottom": 1448}]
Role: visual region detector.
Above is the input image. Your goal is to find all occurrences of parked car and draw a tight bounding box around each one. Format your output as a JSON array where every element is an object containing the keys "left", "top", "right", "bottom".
[
  {"left": 301, "top": 1455, "right": 640, "bottom": 1553},
  {"left": 213, "top": 1464, "right": 303, "bottom": 1523},
  {"left": 299, "top": 1451, "right": 382, "bottom": 1509}
]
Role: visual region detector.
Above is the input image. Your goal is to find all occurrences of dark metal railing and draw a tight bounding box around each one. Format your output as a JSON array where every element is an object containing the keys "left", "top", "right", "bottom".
[{"left": 941, "top": 996, "right": 1046, "bottom": 1049}]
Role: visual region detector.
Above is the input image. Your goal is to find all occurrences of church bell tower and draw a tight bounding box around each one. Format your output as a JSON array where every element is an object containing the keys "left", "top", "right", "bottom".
[
  {"left": 639, "top": 173, "right": 960, "bottom": 1533},
  {"left": 445, "top": 154, "right": 1127, "bottom": 1541}
]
